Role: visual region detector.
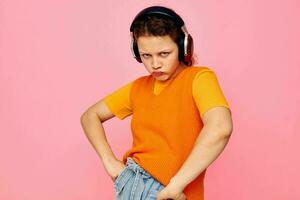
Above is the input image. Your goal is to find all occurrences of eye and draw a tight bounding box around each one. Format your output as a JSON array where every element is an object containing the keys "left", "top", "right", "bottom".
[
  {"left": 160, "top": 52, "right": 170, "bottom": 57},
  {"left": 141, "top": 54, "right": 151, "bottom": 59}
]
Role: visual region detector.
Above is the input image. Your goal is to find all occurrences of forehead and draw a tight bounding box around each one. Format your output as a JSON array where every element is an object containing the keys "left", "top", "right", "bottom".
[{"left": 137, "top": 35, "right": 177, "bottom": 53}]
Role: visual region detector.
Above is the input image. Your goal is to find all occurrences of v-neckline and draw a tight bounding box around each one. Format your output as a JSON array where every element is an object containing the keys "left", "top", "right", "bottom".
[{"left": 150, "top": 67, "right": 190, "bottom": 97}]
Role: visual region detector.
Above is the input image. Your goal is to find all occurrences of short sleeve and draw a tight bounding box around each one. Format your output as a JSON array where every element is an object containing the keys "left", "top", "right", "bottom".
[
  {"left": 103, "top": 81, "right": 133, "bottom": 120},
  {"left": 192, "top": 69, "right": 231, "bottom": 119}
]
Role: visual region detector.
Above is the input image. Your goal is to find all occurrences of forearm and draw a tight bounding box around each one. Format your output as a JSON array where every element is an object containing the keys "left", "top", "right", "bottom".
[
  {"left": 80, "top": 112, "right": 117, "bottom": 164},
  {"left": 170, "top": 125, "right": 232, "bottom": 190}
]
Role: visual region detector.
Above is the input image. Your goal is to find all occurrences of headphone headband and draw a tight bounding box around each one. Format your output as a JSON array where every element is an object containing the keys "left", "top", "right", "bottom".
[{"left": 130, "top": 6, "right": 184, "bottom": 32}]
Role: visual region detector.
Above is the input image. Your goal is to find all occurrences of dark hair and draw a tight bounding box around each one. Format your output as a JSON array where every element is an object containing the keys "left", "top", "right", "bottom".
[
  {"left": 131, "top": 14, "right": 197, "bottom": 65},
  {"left": 132, "top": 15, "right": 183, "bottom": 43}
]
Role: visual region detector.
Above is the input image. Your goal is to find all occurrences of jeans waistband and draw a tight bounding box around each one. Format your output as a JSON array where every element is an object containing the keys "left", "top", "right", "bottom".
[
  {"left": 114, "top": 157, "right": 153, "bottom": 197},
  {"left": 126, "top": 157, "right": 152, "bottom": 178}
]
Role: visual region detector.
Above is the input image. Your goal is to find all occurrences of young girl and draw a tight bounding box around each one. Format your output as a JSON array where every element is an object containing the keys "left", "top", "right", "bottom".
[{"left": 81, "top": 6, "right": 233, "bottom": 200}]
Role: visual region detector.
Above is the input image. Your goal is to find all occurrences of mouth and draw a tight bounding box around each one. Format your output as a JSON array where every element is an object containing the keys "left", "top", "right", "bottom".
[{"left": 152, "top": 72, "right": 164, "bottom": 77}]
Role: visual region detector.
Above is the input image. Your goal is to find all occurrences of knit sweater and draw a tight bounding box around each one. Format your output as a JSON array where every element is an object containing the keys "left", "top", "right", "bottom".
[{"left": 103, "top": 66, "right": 231, "bottom": 199}]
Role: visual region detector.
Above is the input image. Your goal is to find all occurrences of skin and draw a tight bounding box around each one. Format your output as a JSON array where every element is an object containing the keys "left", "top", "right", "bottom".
[
  {"left": 81, "top": 34, "right": 233, "bottom": 200},
  {"left": 136, "top": 34, "right": 188, "bottom": 82}
]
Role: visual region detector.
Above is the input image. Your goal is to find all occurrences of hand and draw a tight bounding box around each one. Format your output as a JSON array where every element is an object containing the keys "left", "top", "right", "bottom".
[
  {"left": 156, "top": 180, "right": 186, "bottom": 200},
  {"left": 102, "top": 157, "right": 126, "bottom": 182}
]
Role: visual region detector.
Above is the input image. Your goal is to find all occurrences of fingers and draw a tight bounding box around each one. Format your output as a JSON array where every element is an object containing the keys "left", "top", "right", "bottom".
[{"left": 181, "top": 194, "right": 187, "bottom": 200}]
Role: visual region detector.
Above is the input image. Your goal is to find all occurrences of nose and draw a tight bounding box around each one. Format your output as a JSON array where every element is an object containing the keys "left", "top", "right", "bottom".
[{"left": 151, "top": 57, "right": 162, "bottom": 69}]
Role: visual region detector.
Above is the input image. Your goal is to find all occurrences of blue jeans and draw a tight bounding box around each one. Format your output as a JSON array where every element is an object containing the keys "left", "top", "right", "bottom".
[{"left": 113, "top": 157, "right": 165, "bottom": 200}]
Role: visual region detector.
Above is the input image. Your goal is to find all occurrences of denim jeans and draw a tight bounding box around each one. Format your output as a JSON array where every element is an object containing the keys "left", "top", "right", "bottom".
[{"left": 113, "top": 157, "right": 165, "bottom": 200}]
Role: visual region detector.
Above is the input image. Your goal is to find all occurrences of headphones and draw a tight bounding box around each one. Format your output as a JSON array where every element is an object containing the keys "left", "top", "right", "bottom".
[{"left": 129, "top": 6, "right": 194, "bottom": 66}]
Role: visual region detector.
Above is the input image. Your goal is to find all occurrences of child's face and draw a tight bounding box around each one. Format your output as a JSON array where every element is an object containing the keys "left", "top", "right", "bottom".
[{"left": 137, "top": 35, "right": 186, "bottom": 82}]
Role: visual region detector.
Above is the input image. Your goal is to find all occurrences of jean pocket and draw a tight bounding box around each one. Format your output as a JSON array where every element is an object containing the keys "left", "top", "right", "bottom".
[
  {"left": 113, "top": 166, "right": 127, "bottom": 185},
  {"left": 147, "top": 191, "right": 158, "bottom": 199}
]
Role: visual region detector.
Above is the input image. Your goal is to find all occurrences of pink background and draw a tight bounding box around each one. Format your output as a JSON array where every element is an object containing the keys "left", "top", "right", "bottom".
[{"left": 1, "top": 0, "right": 299, "bottom": 199}]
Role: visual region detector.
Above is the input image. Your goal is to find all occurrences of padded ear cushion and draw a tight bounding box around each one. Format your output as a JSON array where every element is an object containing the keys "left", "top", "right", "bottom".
[
  {"left": 177, "top": 33, "right": 185, "bottom": 63},
  {"left": 184, "top": 34, "right": 194, "bottom": 66},
  {"left": 178, "top": 33, "right": 194, "bottom": 66},
  {"left": 132, "top": 40, "right": 142, "bottom": 63}
]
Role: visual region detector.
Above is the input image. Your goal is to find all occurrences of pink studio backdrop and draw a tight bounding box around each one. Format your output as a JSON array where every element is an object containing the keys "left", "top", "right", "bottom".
[{"left": 0, "top": 0, "right": 299, "bottom": 199}]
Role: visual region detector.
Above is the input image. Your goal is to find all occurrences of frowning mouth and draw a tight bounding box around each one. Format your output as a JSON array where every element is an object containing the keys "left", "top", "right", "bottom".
[{"left": 152, "top": 72, "right": 164, "bottom": 77}]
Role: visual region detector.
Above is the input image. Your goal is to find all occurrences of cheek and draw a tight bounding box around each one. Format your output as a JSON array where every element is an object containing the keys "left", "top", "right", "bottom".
[
  {"left": 167, "top": 54, "right": 179, "bottom": 64},
  {"left": 142, "top": 63, "right": 152, "bottom": 71},
  {"left": 141, "top": 59, "right": 150, "bottom": 66}
]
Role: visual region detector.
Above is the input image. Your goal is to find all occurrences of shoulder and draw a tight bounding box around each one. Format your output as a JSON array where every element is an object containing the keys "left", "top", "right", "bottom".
[
  {"left": 189, "top": 65, "right": 215, "bottom": 74},
  {"left": 191, "top": 65, "right": 223, "bottom": 96},
  {"left": 184, "top": 66, "right": 216, "bottom": 83},
  {"left": 190, "top": 66, "right": 219, "bottom": 81}
]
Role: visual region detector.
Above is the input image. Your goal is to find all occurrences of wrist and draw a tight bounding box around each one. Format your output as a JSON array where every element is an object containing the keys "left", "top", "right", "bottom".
[
  {"left": 102, "top": 155, "right": 118, "bottom": 165},
  {"left": 169, "top": 176, "right": 186, "bottom": 192}
]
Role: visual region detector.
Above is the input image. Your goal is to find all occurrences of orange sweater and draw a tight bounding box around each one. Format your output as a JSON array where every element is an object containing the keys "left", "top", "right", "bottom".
[{"left": 104, "top": 66, "right": 231, "bottom": 199}]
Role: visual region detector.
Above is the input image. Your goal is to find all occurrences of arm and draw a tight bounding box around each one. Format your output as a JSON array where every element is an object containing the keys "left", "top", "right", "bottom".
[
  {"left": 170, "top": 106, "right": 233, "bottom": 190},
  {"left": 80, "top": 99, "right": 125, "bottom": 181}
]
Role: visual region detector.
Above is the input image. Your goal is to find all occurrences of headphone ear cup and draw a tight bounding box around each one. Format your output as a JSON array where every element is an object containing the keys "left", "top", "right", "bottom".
[
  {"left": 177, "top": 34, "right": 185, "bottom": 63},
  {"left": 133, "top": 40, "right": 142, "bottom": 63},
  {"left": 178, "top": 33, "right": 193, "bottom": 66},
  {"left": 184, "top": 34, "right": 194, "bottom": 66}
]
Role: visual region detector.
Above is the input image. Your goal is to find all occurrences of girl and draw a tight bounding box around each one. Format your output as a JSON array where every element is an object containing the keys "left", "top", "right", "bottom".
[{"left": 81, "top": 5, "right": 233, "bottom": 200}]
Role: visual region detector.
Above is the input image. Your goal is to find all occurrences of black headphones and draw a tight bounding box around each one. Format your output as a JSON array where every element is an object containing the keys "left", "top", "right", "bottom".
[{"left": 129, "top": 6, "right": 194, "bottom": 66}]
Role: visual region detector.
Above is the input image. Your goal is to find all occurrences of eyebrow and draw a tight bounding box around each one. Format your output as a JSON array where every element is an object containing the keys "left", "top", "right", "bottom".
[{"left": 139, "top": 49, "right": 172, "bottom": 54}]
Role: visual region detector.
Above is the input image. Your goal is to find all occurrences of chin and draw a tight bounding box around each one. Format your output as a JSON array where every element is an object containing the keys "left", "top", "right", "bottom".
[{"left": 155, "top": 75, "right": 169, "bottom": 81}]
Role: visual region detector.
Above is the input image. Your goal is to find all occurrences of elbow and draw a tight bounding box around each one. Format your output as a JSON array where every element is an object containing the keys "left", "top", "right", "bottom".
[
  {"left": 80, "top": 109, "right": 101, "bottom": 125},
  {"left": 80, "top": 112, "right": 88, "bottom": 126},
  {"left": 223, "top": 127, "right": 233, "bottom": 138},
  {"left": 219, "top": 122, "right": 233, "bottom": 138},
  {"left": 80, "top": 110, "right": 93, "bottom": 125},
  {"left": 213, "top": 119, "right": 233, "bottom": 139}
]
